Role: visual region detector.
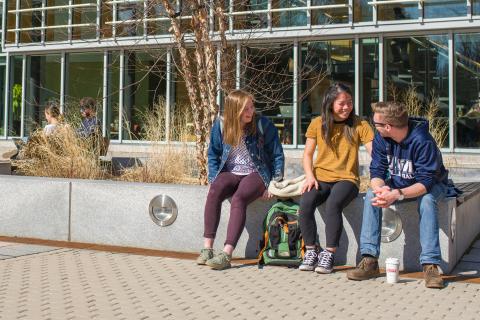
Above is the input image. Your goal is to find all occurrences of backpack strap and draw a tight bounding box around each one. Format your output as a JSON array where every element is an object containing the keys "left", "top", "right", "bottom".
[{"left": 287, "top": 223, "right": 301, "bottom": 257}]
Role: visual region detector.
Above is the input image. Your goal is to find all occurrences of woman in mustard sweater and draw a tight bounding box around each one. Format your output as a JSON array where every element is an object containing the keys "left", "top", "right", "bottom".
[{"left": 299, "top": 83, "right": 373, "bottom": 274}]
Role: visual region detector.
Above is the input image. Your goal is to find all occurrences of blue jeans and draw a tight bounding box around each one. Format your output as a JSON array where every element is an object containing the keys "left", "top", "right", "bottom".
[{"left": 360, "top": 183, "right": 447, "bottom": 265}]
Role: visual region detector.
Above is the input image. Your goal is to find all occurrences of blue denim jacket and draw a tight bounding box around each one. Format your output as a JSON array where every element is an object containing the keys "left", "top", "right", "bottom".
[{"left": 207, "top": 115, "right": 285, "bottom": 187}]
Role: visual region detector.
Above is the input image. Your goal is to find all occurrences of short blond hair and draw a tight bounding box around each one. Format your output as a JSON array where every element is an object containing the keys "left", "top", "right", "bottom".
[{"left": 372, "top": 101, "right": 408, "bottom": 127}]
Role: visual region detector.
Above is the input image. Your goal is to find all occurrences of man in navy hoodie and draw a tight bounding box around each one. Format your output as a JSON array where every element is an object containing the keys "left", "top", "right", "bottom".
[{"left": 347, "top": 101, "right": 448, "bottom": 289}]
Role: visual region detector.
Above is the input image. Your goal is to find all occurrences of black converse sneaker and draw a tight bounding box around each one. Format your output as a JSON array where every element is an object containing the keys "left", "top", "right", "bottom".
[
  {"left": 315, "top": 250, "right": 334, "bottom": 274},
  {"left": 299, "top": 249, "right": 318, "bottom": 271}
]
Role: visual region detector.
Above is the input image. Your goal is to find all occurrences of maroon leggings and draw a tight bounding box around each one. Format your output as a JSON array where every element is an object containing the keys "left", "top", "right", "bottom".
[{"left": 204, "top": 172, "right": 266, "bottom": 247}]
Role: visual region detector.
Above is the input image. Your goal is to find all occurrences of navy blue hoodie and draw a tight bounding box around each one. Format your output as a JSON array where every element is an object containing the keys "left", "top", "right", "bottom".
[{"left": 370, "top": 117, "right": 448, "bottom": 192}]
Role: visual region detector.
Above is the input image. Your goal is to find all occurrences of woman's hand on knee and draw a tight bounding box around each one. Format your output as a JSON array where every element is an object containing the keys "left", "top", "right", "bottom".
[
  {"left": 302, "top": 176, "right": 318, "bottom": 194},
  {"left": 261, "top": 190, "right": 274, "bottom": 200}
]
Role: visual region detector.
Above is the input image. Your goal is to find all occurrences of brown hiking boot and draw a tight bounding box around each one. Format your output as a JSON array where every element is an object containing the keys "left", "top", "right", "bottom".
[
  {"left": 423, "top": 264, "right": 444, "bottom": 289},
  {"left": 347, "top": 256, "right": 380, "bottom": 281}
]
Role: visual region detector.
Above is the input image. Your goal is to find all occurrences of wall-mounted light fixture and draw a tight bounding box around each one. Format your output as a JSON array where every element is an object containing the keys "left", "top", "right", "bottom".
[
  {"left": 381, "top": 205, "right": 403, "bottom": 243},
  {"left": 149, "top": 195, "right": 178, "bottom": 227}
]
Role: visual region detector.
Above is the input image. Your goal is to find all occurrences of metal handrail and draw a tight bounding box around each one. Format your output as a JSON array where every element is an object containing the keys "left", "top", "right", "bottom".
[
  {"left": 8, "top": 3, "right": 97, "bottom": 13},
  {"left": 368, "top": 0, "right": 423, "bottom": 5},
  {"left": 7, "top": 23, "right": 96, "bottom": 32}
]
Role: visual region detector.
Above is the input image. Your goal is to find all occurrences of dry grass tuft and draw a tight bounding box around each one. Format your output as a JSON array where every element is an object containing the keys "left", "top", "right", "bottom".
[
  {"left": 14, "top": 125, "right": 107, "bottom": 180},
  {"left": 117, "top": 100, "right": 198, "bottom": 184},
  {"left": 390, "top": 85, "right": 448, "bottom": 148}
]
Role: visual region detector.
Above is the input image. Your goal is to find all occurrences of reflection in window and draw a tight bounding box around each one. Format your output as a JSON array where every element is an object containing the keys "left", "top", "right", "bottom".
[
  {"left": 123, "top": 51, "right": 167, "bottom": 140},
  {"left": 6, "top": 0, "right": 16, "bottom": 43},
  {"left": 299, "top": 40, "right": 354, "bottom": 144},
  {"left": 20, "top": 0, "right": 43, "bottom": 43},
  {"left": 360, "top": 38, "right": 379, "bottom": 118},
  {"left": 147, "top": 2, "right": 170, "bottom": 35},
  {"left": 311, "top": 0, "right": 348, "bottom": 25},
  {"left": 233, "top": 0, "right": 268, "bottom": 30},
  {"left": 117, "top": 3, "right": 144, "bottom": 37},
  {"left": 475, "top": 1, "right": 480, "bottom": 15},
  {"left": 385, "top": 35, "right": 449, "bottom": 148},
  {"left": 241, "top": 44, "right": 294, "bottom": 144},
  {"left": 272, "top": 0, "right": 307, "bottom": 27},
  {"left": 377, "top": 3, "right": 418, "bottom": 21},
  {"left": 107, "top": 52, "right": 120, "bottom": 140},
  {"left": 46, "top": 0, "right": 69, "bottom": 42},
  {"left": 66, "top": 52, "right": 104, "bottom": 122},
  {"left": 25, "top": 55, "right": 61, "bottom": 136},
  {"left": 354, "top": 0, "right": 372, "bottom": 22},
  {"left": 424, "top": 0, "right": 466, "bottom": 19},
  {"left": 72, "top": 0, "right": 97, "bottom": 40},
  {"left": 171, "top": 60, "right": 194, "bottom": 142},
  {"left": 455, "top": 33, "right": 480, "bottom": 148},
  {"left": 9, "top": 56, "right": 23, "bottom": 137}
]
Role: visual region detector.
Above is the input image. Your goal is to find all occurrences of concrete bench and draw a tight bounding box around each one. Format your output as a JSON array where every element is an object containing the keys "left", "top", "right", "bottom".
[{"left": 0, "top": 175, "right": 478, "bottom": 274}]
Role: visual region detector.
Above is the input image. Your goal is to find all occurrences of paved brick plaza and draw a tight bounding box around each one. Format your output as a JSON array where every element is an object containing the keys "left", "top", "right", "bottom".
[{"left": 0, "top": 241, "right": 479, "bottom": 320}]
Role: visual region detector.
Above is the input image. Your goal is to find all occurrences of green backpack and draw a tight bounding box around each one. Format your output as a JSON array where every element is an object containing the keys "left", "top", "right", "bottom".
[{"left": 258, "top": 200, "right": 304, "bottom": 267}]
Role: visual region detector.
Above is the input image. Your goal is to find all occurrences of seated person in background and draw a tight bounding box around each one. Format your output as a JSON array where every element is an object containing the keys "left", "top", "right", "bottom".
[
  {"left": 346, "top": 101, "right": 449, "bottom": 289},
  {"left": 78, "top": 97, "right": 101, "bottom": 138},
  {"left": 44, "top": 102, "right": 62, "bottom": 136}
]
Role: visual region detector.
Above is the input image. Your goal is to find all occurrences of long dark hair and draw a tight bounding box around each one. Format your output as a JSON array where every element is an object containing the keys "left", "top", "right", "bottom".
[{"left": 321, "top": 82, "right": 356, "bottom": 150}]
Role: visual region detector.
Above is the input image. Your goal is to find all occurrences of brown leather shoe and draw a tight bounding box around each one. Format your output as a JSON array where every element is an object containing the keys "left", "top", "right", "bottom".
[
  {"left": 347, "top": 256, "right": 380, "bottom": 281},
  {"left": 423, "top": 264, "right": 445, "bottom": 289}
]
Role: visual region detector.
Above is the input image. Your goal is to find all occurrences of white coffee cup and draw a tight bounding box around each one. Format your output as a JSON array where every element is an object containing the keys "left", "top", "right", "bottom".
[{"left": 385, "top": 257, "right": 400, "bottom": 284}]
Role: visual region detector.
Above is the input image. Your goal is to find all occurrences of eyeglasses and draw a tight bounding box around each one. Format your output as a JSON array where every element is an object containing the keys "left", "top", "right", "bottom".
[{"left": 371, "top": 118, "right": 389, "bottom": 127}]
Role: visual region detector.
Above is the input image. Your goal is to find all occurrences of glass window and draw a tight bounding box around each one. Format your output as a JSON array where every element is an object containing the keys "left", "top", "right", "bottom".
[
  {"left": 455, "top": 33, "right": 480, "bottom": 148},
  {"left": 123, "top": 51, "right": 167, "bottom": 140},
  {"left": 0, "top": 58, "right": 6, "bottom": 136},
  {"left": 377, "top": 3, "right": 419, "bottom": 21},
  {"left": 147, "top": 2, "right": 170, "bottom": 35},
  {"left": 107, "top": 52, "right": 120, "bottom": 140},
  {"left": 474, "top": 1, "right": 480, "bottom": 15},
  {"left": 360, "top": 38, "right": 379, "bottom": 118},
  {"left": 6, "top": 0, "right": 17, "bottom": 44},
  {"left": 25, "top": 55, "right": 61, "bottom": 136},
  {"left": 171, "top": 58, "right": 194, "bottom": 142},
  {"left": 233, "top": 0, "right": 268, "bottom": 30},
  {"left": 241, "top": 43, "right": 294, "bottom": 145},
  {"left": 272, "top": 0, "right": 307, "bottom": 28},
  {"left": 116, "top": 2, "right": 144, "bottom": 37},
  {"left": 311, "top": 0, "right": 348, "bottom": 25},
  {"left": 8, "top": 56, "right": 23, "bottom": 137},
  {"left": 354, "top": 0, "right": 372, "bottom": 22},
  {"left": 72, "top": 0, "right": 97, "bottom": 40},
  {"left": 424, "top": 1, "right": 467, "bottom": 19},
  {"left": 65, "top": 52, "right": 104, "bottom": 123},
  {"left": 46, "top": 0, "right": 69, "bottom": 42},
  {"left": 299, "top": 40, "right": 354, "bottom": 144},
  {"left": 100, "top": 2, "right": 112, "bottom": 38},
  {"left": 385, "top": 35, "right": 449, "bottom": 148},
  {"left": 19, "top": 0, "right": 42, "bottom": 43}
]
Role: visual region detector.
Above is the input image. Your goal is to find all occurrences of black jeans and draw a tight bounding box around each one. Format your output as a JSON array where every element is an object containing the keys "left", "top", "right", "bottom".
[{"left": 299, "top": 180, "right": 359, "bottom": 248}]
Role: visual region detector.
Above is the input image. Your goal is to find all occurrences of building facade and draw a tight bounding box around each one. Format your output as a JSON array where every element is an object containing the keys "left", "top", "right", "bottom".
[{"left": 1, "top": 1, "right": 480, "bottom": 153}]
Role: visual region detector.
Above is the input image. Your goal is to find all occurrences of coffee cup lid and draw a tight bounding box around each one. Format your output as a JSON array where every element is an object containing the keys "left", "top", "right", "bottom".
[{"left": 385, "top": 257, "right": 400, "bottom": 264}]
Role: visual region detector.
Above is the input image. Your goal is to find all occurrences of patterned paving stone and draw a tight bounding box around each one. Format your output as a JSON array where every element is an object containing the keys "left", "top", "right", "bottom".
[
  {"left": 0, "top": 244, "right": 59, "bottom": 257},
  {"left": 0, "top": 249, "right": 479, "bottom": 319}
]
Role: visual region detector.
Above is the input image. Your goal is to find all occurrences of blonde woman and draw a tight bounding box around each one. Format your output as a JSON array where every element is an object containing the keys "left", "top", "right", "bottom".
[
  {"left": 197, "top": 89, "right": 285, "bottom": 270},
  {"left": 44, "top": 102, "right": 62, "bottom": 135}
]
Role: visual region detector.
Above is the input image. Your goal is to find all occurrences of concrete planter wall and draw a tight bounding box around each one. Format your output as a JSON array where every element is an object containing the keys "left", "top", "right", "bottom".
[{"left": 0, "top": 175, "right": 478, "bottom": 273}]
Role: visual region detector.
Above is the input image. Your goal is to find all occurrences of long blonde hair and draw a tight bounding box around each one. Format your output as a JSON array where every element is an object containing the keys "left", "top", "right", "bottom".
[{"left": 223, "top": 90, "right": 257, "bottom": 146}]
